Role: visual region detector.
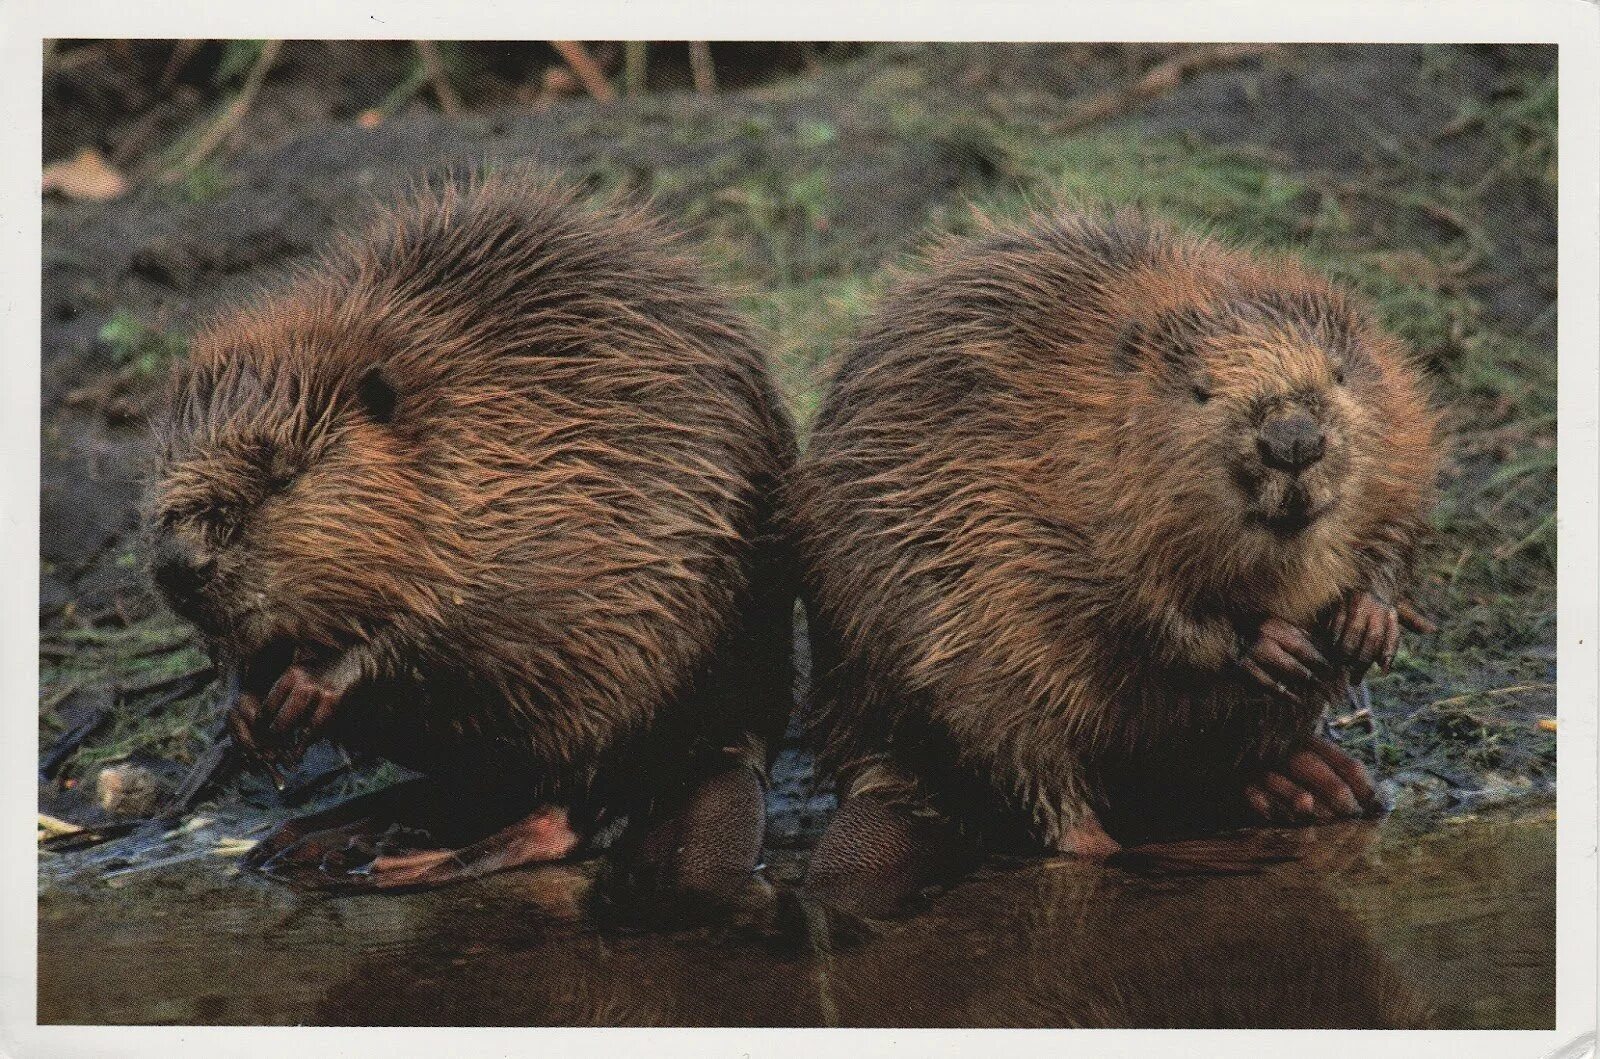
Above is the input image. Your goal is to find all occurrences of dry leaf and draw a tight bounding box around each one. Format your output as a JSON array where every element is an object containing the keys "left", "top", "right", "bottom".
[
  {"left": 1537, "top": 717, "right": 1557, "bottom": 732},
  {"left": 37, "top": 814, "right": 84, "bottom": 841},
  {"left": 42, "top": 147, "right": 129, "bottom": 202},
  {"left": 213, "top": 837, "right": 258, "bottom": 858}
]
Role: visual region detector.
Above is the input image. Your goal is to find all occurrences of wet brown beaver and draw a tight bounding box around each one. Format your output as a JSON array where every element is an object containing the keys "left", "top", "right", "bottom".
[
  {"left": 144, "top": 175, "right": 797, "bottom": 896},
  {"left": 792, "top": 208, "right": 1441, "bottom": 913}
]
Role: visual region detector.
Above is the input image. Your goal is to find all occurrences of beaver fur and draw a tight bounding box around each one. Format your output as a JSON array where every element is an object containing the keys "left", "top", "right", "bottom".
[
  {"left": 144, "top": 174, "right": 796, "bottom": 893},
  {"left": 792, "top": 207, "right": 1441, "bottom": 887}
]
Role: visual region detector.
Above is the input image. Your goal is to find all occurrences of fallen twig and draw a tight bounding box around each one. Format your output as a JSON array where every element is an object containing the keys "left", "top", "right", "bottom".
[
  {"left": 39, "top": 818, "right": 146, "bottom": 852},
  {"left": 102, "top": 846, "right": 224, "bottom": 880},
  {"left": 415, "top": 41, "right": 463, "bottom": 116},
  {"left": 39, "top": 686, "right": 115, "bottom": 781},
  {"left": 161, "top": 39, "right": 282, "bottom": 183},
  {"left": 1424, "top": 683, "right": 1556, "bottom": 712},
  {"left": 278, "top": 747, "right": 356, "bottom": 806},
  {"left": 551, "top": 40, "right": 617, "bottom": 102},
  {"left": 38, "top": 814, "right": 84, "bottom": 841},
  {"left": 156, "top": 39, "right": 201, "bottom": 93},
  {"left": 1331, "top": 707, "right": 1373, "bottom": 730},
  {"left": 119, "top": 665, "right": 216, "bottom": 702},
  {"left": 1046, "top": 43, "right": 1278, "bottom": 135},
  {"left": 159, "top": 723, "right": 243, "bottom": 823},
  {"left": 40, "top": 670, "right": 214, "bottom": 783}
]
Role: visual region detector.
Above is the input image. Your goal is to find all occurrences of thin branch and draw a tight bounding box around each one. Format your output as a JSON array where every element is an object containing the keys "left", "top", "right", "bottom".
[
  {"left": 1046, "top": 43, "right": 1277, "bottom": 135},
  {"left": 551, "top": 40, "right": 616, "bottom": 102},
  {"left": 162, "top": 39, "right": 283, "bottom": 182},
  {"left": 688, "top": 41, "right": 717, "bottom": 95},
  {"left": 1422, "top": 682, "right": 1557, "bottom": 713},
  {"left": 415, "top": 40, "right": 463, "bottom": 116},
  {"left": 623, "top": 40, "right": 649, "bottom": 97},
  {"left": 157, "top": 39, "right": 201, "bottom": 93}
]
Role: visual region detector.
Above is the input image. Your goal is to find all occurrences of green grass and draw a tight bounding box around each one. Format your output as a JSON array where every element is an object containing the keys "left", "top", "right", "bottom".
[
  {"left": 177, "top": 159, "right": 230, "bottom": 204},
  {"left": 737, "top": 273, "right": 882, "bottom": 432},
  {"left": 40, "top": 617, "right": 215, "bottom": 771},
  {"left": 97, "top": 311, "right": 187, "bottom": 377}
]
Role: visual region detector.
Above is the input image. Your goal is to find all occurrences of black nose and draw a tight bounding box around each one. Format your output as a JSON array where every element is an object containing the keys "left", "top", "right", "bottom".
[
  {"left": 150, "top": 536, "right": 216, "bottom": 614},
  {"left": 1257, "top": 411, "right": 1326, "bottom": 473}
]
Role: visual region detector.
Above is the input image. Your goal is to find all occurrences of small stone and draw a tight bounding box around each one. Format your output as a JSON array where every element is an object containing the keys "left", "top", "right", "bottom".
[{"left": 95, "top": 761, "right": 177, "bottom": 817}]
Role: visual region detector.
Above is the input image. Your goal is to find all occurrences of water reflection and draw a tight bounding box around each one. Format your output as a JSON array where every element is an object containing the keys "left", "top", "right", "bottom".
[{"left": 38, "top": 805, "right": 1554, "bottom": 1028}]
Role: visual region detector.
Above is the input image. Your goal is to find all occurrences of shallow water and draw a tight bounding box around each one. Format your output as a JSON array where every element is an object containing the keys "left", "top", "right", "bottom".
[{"left": 38, "top": 802, "right": 1554, "bottom": 1028}]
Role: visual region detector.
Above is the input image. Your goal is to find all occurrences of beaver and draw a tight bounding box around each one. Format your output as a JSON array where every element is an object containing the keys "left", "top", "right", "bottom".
[
  {"left": 143, "top": 175, "right": 797, "bottom": 896},
  {"left": 792, "top": 207, "right": 1441, "bottom": 913}
]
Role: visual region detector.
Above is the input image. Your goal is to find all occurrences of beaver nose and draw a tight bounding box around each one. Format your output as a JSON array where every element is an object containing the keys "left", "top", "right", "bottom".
[
  {"left": 150, "top": 536, "right": 216, "bottom": 614},
  {"left": 1256, "top": 411, "right": 1326, "bottom": 473}
]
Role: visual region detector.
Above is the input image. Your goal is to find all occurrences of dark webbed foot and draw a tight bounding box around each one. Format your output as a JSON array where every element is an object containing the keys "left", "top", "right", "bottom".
[
  {"left": 1237, "top": 617, "right": 1329, "bottom": 702},
  {"left": 1243, "top": 737, "right": 1381, "bottom": 824},
  {"left": 664, "top": 756, "right": 769, "bottom": 900},
  {"left": 243, "top": 778, "right": 580, "bottom": 891},
  {"left": 801, "top": 792, "right": 977, "bottom": 918},
  {"left": 596, "top": 748, "right": 775, "bottom": 927}
]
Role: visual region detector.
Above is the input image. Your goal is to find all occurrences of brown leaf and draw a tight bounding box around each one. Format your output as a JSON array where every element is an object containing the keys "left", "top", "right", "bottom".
[{"left": 42, "top": 147, "right": 129, "bottom": 201}]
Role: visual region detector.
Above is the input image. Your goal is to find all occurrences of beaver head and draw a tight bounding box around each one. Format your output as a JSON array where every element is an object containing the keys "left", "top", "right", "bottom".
[
  {"left": 144, "top": 300, "right": 456, "bottom": 684},
  {"left": 1106, "top": 283, "right": 1434, "bottom": 593}
]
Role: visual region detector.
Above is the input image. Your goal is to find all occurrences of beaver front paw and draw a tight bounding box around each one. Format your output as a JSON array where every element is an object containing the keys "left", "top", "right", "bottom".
[
  {"left": 1328, "top": 591, "right": 1438, "bottom": 677},
  {"left": 1328, "top": 590, "right": 1400, "bottom": 676},
  {"left": 1237, "top": 617, "right": 1329, "bottom": 704},
  {"left": 228, "top": 664, "right": 343, "bottom": 780},
  {"left": 1243, "top": 737, "right": 1381, "bottom": 823}
]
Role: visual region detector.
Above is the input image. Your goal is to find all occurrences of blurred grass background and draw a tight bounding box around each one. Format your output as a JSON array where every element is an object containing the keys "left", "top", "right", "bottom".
[{"left": 40, "top": 41, "right": 1556, "bottom": 808}]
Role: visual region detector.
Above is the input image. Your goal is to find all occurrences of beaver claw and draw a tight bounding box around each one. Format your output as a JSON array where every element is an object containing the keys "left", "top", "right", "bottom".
[
  {"left": 1238, "top": 617, "right": 1328, "bottom": 703},
  {"left": 228, "top": 664, "right": 343, "bottom": 779},
  {"left": 1328, "top": 591, "right": 1403, "bottom": 675},
  {"left": 1243, "top": 737, "right": 1380, "bottom": 823}
]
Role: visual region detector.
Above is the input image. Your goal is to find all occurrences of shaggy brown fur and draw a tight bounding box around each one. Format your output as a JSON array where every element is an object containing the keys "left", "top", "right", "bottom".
[
  {"left": 793, "top": 208, "right": 1440, "bottom": 858},
  {"left": 144, "top": 174, "right": 796, "bottom": 890}
]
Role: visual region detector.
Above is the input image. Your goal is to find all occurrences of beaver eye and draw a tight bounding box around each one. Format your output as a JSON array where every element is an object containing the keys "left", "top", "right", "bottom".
[
  {"left": 265, "top": 454, "right": 298, "bottom": 490},
  {"left": 357, "top": 366, "right": 398, "bottom": 423},
  {"left": 1332, "top": 365, "right": 1348, "bottom": 386},
  {"left": 164, "top": 498, "right": 235, "bottom": 540},
  {"left": 1191, "top": 384, "right": 1212, "bottom": 404}
]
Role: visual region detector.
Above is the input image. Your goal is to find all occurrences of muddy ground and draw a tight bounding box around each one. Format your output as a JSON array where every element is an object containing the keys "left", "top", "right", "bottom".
[{"left": 39, "top": 43, "right": 1557, "bottom": 869}]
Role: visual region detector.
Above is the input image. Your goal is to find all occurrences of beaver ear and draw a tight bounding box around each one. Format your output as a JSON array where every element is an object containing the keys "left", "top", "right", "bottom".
[
  {"left": 1112, "top": 322, "right": 1145, "bottom": 374},
  {"left": 356, "top": 366, "right": 398, "bottom": 423},
  {"left": 1114, "top": 312, "right": 1199, "bottom": 374},
  {"left": 1149, "top": 310, "right": 1203, "bottom": 372}
]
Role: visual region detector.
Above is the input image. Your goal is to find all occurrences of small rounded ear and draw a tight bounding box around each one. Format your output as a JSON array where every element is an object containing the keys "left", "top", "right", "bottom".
[
  {"left": 1112, "top": 322, "right": 1145, "bottom": 374},
  {"left": 1113, "top": 310, "right": 1201, "bottom": 374},
  {"left": 356, "top": 366, "right": 398, "bottom": 423}
]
